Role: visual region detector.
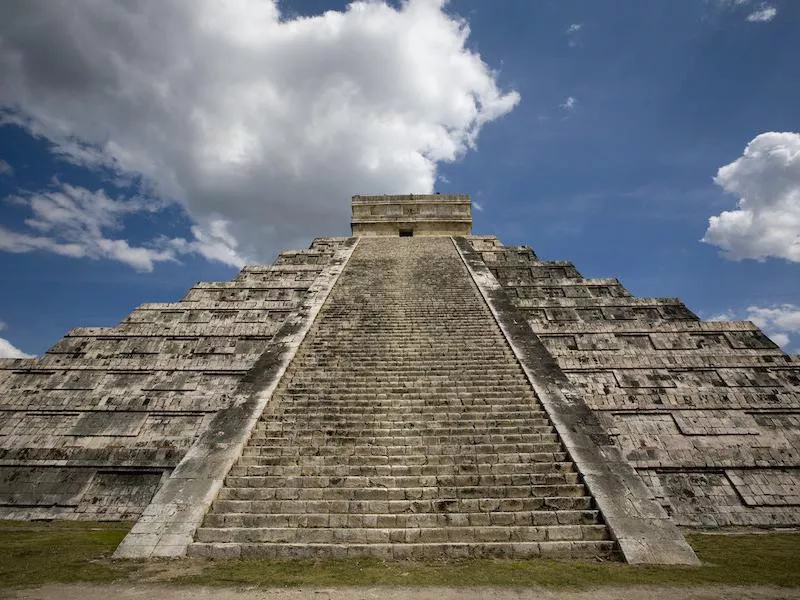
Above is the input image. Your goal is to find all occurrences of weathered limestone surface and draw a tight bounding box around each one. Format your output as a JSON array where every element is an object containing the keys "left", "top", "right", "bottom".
[
  {"left": 3, "top": 193, "right": 799, "bottom": 563},
  {"left": 351, "top": 194, "right": 472, "bottom": 237},
  {"left": 466, "top": 235, "right": 800, "bottom": 529},
  {"left": 0, "top": 238, "right": 349, "bottom": 521},
  {"left": 114, "top": 238, "right": 358, "bottom": 558},
  {"left": 454, "top": 237, "right": 698, "bottom": 565},
  {"left": 188, "top": 237, "right": 617, "bottom": 560}
]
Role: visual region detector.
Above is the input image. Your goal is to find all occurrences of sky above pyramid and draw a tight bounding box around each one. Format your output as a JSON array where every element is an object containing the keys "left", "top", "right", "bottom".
[{"left": 0, "top": 0, "right": 798, "bottom": 356}]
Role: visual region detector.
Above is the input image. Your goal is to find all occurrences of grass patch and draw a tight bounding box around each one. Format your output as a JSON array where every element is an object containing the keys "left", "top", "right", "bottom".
[
  {"left": 0, "top": 521, "right": 798, "bottom": 591},
  {"left": 0, "top": 520, "right": 130, "bottom": 589}
]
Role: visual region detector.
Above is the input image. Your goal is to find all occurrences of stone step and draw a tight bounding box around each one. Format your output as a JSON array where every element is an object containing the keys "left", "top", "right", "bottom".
[
  {"left": 227, "top": 461, "right": 577, "bottom": 478},
  {"left": 280, "top": 386, "right": 538, "bottom": 395},
  {"left": 281, "top": 391, "right": 538, "bottom": 399},
  {"left": 244, "top": 433, "right": 561, "bottom": 446},
  {"left": 291, "top": 357, "right": 522, "bottom": 364},
  {"left": 223, "top": 472, "right": 581, "bottom": 489},
  {"left": 240, "top": 442, "right": 565, "bottom": 457},
  {"left": 302, "top": 338, "right": 510, "bottom": 342},
  {"left": 274, "top": 400, "right": 545, "bottom": 410},
  {"left": 294, "top": 357, "right": 519, "bottom": 364},
  {"left": 287, "top": 364, "right": 524, "bottom": 372},
  {"left": 299, "top": 355, "right": 514, "bottom": 360},
  {"left": 190, "top": 236, "right": 614, "bottom": 560},
  {"left": 195, "top": 524, "right": 610, "bottom": 544},
  {"left": 216, "top": 483, "right": 588, "bottom": 501},
  {"left": 284, "top": 380, "right": 531, "bottom": 390},
  {"left": 301, "top": 337, "right": 512, "bottom": 343},
  {"left": 188, "top": 540, "right": 618, "bottom": 560},
  {"left": 254, "top": 424, "right": 557, "bottom": 436},
  {"left": 281, "top": 390, "right": 538, "bottom": 398},
  {"left": 300, "top": 332, "right": 513, "bottom": 340},
  {"left": 203, "top": 509, "right": 601, "bottom": 528},
  {"left": 301, "top": 339, "right": 512, "bottom": 344},
  {"left": 306, "top": 323, "right": 503, "bottom": 326},
  {"left": 278, "top": 386, "right": 540, "bottom": 393},
  {"left": 277, "top": 390, "right": 544, "bottom": 398},
  {"left": 307, "top": 322, "right": 503, "bottom": 327},
  {"left": 302, "top": 337, "right": 511, "bottom": 343},
  {"left": 208, "top": 496, "right": 596, "bottom": 515},
  {"left": 274, "top": 407, "right": 548, "bottom": 418},
  {"left": 235, "top": 451, "right": 571, "bottom": 467},
  {"left": 274, "top": 398, "right": 547, "bottom": 408},
  {"left": 256, "top": 417, "right": 556, "bottom": 429},
  {"left": 249, "top": 434, "right": 560, "bottom": 444}
]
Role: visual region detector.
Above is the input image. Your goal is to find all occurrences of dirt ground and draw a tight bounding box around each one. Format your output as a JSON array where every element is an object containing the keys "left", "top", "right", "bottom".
[{"left": 8, "top": 585, "right": 800, "bottom": 600}]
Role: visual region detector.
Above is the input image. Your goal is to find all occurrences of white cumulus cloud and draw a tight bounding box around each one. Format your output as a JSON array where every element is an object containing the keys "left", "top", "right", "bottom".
[
  {"left": 565, "top": 23, "right": 582, "bottom": 47},
  {"left": 0, "top": 182, "right": 244, "bottom": 271},
  {"left": 714, "top": 0, "right": 777, "bottom": 22},
  {"left": 561, "top": 96, "right": 577, "bottom": 111},
  {"left": 0, "top": 159, "right": 12, "bottom": 175},
  {"left": 703, "top": 132, "right": 800, "bottom": 262},
  {"left": 0, "top": 321, "right": 34, "bottom": 359},
  {"left": 746, "top": 4, "right": 777, "bottom": 22},
  {"left": 0, "top": 0, "right": 519, "bottom": 266}
]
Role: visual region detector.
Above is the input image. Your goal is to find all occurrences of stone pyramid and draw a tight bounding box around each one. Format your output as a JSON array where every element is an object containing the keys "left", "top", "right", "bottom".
[{"left": 1, "top": 194, "right": 797, "bottom": 565}]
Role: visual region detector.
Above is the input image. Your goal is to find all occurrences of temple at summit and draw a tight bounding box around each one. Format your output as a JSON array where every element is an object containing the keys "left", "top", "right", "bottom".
[{"left": 1, "top": 194, "right": 798, "bottom": 564}]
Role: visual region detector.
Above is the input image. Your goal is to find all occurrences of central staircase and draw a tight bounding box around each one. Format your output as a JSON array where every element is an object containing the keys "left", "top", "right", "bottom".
[{"left": 188, "top": 237, "right": 617, "bottom": 559}]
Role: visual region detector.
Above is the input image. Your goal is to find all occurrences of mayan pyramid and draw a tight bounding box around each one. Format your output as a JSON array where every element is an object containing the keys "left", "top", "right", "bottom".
[{"left": 1, "top": 194, "right": 798, "bottom": 564}]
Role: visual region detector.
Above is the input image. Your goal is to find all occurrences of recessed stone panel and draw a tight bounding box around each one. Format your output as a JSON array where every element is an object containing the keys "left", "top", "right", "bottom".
[
  {"left": 2, "top": 371, "right": 54, "bottom": 391},
  {"left": 194, "top": 338, "right": 238, "bottom": 355},
  {"left": 49, "top": 371, "right": 102, "bottom": 390},
  {"left": 0, "top": 467, "right": 94, "bottom": 507},
  {"left": 614, "top": 369, "right": 676, "bottom": 389},
  {"left": 48, "top": 337, "right": 90, "bottom": 354},
  {"left": 726, "top": 330, "right": 779, "bottom": 350},
  {"left": 718, "top": 368, "right": 782, "bottom": 387},
  {"left": 143, "top": 372, "right": 200, "bottom": 391},
  {"left": 638, "top": 470, "right": 744, "bottom": 527},
  {"left": 671, "top": 369, "right": 727, "bottom": 389},
  {"left": 575, "top": 308, "right": 605, "bottom": 322},
  {"left": 71, "top": 412, "right": 148, "bottom": 437},
  {"left": 546, "top": 308, "right": 579, "bottom": 322},
  {"left": 727, "top": 469, "right": 800, "bottom": 506},
  {"left": 141, "top": 414, "right": 204, "bottom": 439},
  {"left": 574, "top": 333, "right": 620, "bottom": 351},
  {"left": 14, "top": 412, "right": 81, "bottom": 436},
  {"left": 616, "top": 334, "right": 654, "bottom": 350},
  {"left": 101, "top": 371, "right": 150, "bottom": 391},
  {"left": 539, "top": 335, "right": 578, "bottom": 351},
  {"left": 660, "top": 304, "right": 697, "bottom": 320},
  {"left": 75, "top": 470, "right": 165, "bottom": 519},
  {"left": 671, "top": 411, "right": 759, "bottom": 436}
]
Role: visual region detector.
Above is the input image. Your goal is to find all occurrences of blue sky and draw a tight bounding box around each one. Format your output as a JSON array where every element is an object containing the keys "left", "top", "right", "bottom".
[{"left": 0, "top": 0, "right": 799, "bottom": 357}]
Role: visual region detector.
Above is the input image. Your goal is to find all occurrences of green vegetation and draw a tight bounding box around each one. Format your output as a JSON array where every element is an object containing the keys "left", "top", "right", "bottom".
[
  {"left": 0, "top": 521, "right": 798, "bottom": 591},
  {"left": 0, "top": 520, "right": 129, "bottom": 589}
]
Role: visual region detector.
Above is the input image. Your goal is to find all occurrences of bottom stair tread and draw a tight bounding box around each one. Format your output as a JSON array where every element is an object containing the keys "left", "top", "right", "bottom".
[
  {"left": 188, "top": 540, "right": 619, "bottom": 560},
  {"left": 195, "top": 524, "right": 610, "bottom": 544}
]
